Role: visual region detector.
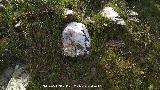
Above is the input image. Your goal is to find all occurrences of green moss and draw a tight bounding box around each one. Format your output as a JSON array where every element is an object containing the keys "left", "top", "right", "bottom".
[{"left": 0, "top": 0, "right": 160, "bottom": 90}]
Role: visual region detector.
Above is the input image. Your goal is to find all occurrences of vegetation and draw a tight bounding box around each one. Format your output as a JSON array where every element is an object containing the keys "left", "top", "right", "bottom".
[{"left": 0, "top": 0, "right": 160, "bottom": 89}]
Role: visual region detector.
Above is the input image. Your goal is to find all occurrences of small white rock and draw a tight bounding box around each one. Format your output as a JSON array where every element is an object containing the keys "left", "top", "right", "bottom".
[
  {"left": 62, "top": 22, "right": 91, "bottom": 57},
  {"left": 64, "top": 8, "right": 74, "bottom": 16},
  {"left": 14, "top": 21, "right": 21, "bottom": 28},
  {"left": 101, "top": 7, "right": 126, "bottom": 25}
]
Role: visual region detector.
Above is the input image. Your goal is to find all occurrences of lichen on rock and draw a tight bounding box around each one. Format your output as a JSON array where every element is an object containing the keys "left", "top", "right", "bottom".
[{"left": 62, "top": 22, "right": 91, "bottom": 57}]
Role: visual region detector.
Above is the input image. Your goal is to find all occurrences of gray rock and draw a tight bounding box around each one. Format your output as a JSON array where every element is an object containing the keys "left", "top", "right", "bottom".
[
  {"left": 0, "top": 66, "right": 15, "bottom": 90},
  {"left": 5, "top": 64, "right": 29, "bottom": 90},
  {"left": 62, "top": 22, "right": 91, "bottom": 57}
]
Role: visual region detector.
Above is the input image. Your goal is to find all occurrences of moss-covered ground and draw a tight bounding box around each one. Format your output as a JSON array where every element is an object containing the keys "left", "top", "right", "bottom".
[{"left": 0, "top": 0, "right": 160, "bottom": 90}]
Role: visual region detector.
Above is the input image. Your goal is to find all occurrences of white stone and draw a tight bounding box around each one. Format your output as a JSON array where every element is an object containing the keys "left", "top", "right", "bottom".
[
  {"left": 62, "top": 22, "right": 91, "bottom": 57},
  {"left": 64, "top": 8, "right": 74, "bottom": 16},
  {"left": 101, "top": 7, "right": 126, "bottom": 25},
  {"left": 5, "top": 65, "right": 30, "bottom": 90},
  {"left": 14, "top": 21, "right": 21, "bottom": 28}
]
